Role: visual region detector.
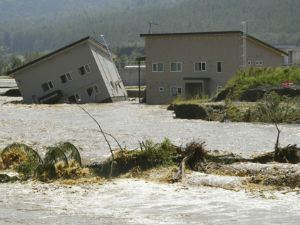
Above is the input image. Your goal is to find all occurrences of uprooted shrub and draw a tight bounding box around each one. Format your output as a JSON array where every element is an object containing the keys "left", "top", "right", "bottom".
[
  {"left": 181, "top": 142, "right": 207, "bottom": 171},
  {"left": 0, "top": 143, "right": 42, "bottom": 176},
  {"left": 35, "top": 142, "right": 82, "bottom": 181},
  {"left": 274, "top": 145, "right": 300, "bottom": 164},
  {"left": 0, "top": 142, "right": 83, "bottom": 181}
]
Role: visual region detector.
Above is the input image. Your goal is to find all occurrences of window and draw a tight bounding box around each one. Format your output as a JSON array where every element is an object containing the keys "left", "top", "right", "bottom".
[
  {"left": 78, "top": 66, "right": 85, "bottom": 75},
  {"left": 41, "top": 81, "right": 54, "bottom": 92},
  {"left": 170, "top": 62, "right": 182, "bottom": 72},
  {"left": 177, "top": 87, "right": 182, "bottom": 96},
  {"left": 48, "top": 81, "right": 54, "bottom": 89},
  {"left": 60, "top": 73, "right": 72, "bottom": 83},
  {"left": 171, "top": 87, "right": 182, "bottom": 96},
  {"left": 78, "top": 64, "right": 91, "bottom": 75},
  {"left": 85, "top": 65, "right": 91, "bottom": 73},
  {"left": 255, "top": 60, "right": 263, "bottom": 66},
  {"left": 60, "top": 75, "right": 67, "bottom": 83},
  {"left": 152, "top": 63, "right": 164, "bottom": 72},
  {"left": 217, "top": 62, "right": 222, "bottom": 73},
  {"left": 248, "top": 60, "right": 252, "bottom": 66},
  {"left": 110, "top": 81, "right": 115, "bottom": 89},
  {"left": 87, "top": 87, "right": 94, "bottom": 97},
  {"left": 159, "top": 87, "right": 164, "bottom": 92},
  {"left": 195, "top": 62, "right": 206, "bottom": 72}
]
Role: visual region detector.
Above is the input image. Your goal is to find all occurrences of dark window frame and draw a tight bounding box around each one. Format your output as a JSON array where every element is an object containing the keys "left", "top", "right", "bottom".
[{"left": 217, "top": 61, "right": 222, "bottom": 73}]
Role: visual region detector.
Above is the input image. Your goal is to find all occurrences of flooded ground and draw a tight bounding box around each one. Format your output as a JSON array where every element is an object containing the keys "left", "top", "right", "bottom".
[
  {"left": 0, "top": 97, "right": 300, "bottom": 224},
  {"left": 0, "top": 179, "right": 299, "bottom": 225},
  {"left": 0, "top": 97, "right": 299, "bottom": 162}
]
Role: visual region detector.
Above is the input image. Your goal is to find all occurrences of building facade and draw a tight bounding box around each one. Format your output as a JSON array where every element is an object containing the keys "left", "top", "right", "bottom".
[
  {"left": 275, "top": 44, "right": 300, "bottom": 66},
  {"left": 141, "top": 31, "right": 286, "bottom": 105},
  {"left": 118, "top": 65, "right": 146, "bottom": 86},
  {"left": 7, "top": 37, "right": 127, "bottom": 104}
]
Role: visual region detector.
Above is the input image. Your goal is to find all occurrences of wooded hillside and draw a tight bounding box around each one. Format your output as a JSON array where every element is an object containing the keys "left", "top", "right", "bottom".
[{"left": 0, "top": 0, "right": 299, "bottom": 55}]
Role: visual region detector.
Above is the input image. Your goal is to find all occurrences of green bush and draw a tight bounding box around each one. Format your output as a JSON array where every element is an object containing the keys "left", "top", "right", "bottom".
[
  {"left": 96, "top": 138, "right": 177, "bottom": 177},
  {"left": 224, "top": 67, "right": 300, "bottom": 100}
]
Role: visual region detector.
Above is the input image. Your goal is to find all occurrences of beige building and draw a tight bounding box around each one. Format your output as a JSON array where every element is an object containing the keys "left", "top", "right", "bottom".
[
  {"left": 7, "top": 37, "right": 127, "bottom": 104},
  {"left": 140, "top": 31, "right": 287, "bottom": 104}
]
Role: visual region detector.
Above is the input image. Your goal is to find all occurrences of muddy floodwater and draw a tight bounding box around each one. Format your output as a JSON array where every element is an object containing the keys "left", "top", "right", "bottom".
[
  {"left": 0, "top": 97, "right": 300, "bottom": 224},
  {"left": 0, "top": 98, "right": 299, "bottom": 162}
]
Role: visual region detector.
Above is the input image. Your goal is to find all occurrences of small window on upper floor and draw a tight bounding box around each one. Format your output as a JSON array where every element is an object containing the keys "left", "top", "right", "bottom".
[
  {"left": 152, "top": 63, "right": 164, "bottom": 72},
  {"left": 78, "top": 64, "right": 91, "bottom": 75},
  {"left": 248, "top": 60, "right": 252, "bottom": 66},
  {"left": 110, "top": 81, "right": 115, "bottom": 89},
  {"left": 217, "top": 62, "right": 222, "bottom": 73},
  {"left": 66, "top": 73, "right": 72, "bottom": 81},
  {"left": 195, "top": 62, "right": 206, "bottom": 72},
  {"left": 60, "top": 75, "right": 67, "bottom": 83},
  {"left": 85, "top": 64, "right": 91, "bottom": 73},
  {"left": 41, "top": 81, "right": 54, "bottom": 92},
  {"left": 60, "top": 72, "right": 72, "bottom": 83},
  {"left": 255, "top": 60, "right": 264, "bottom": 66},
  {"left": 170, "top": 62, "right": 182, "bottom": 72}
]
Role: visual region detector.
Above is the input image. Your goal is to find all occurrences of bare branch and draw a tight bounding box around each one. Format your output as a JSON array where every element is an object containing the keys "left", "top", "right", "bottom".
[{"left": 77, "top": 105, "right": 115, "bottom": 176}]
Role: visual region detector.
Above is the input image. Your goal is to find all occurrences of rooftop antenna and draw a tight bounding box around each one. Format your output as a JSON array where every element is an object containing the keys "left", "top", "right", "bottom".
[
  {"left": 241, "top": 21, "right": 248, "bottom": 70},
  {"left": 148, "top": 21, "right": 158, "bottom": 34},
  {"left": 100, "top": 34, "right": 114, "bottom": 63}
]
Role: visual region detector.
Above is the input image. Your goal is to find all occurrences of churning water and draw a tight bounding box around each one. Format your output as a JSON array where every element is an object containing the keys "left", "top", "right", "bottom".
[{"left": 0, "top": 99, "right": 299, "bottom": 224}]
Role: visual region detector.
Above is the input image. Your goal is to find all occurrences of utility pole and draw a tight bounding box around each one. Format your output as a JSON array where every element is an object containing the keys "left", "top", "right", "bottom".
[{"left": 241, "top": 21, "right": 248, "bottom": 70}]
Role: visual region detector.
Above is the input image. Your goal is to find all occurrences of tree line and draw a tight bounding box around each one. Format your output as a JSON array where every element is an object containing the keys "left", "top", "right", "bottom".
[{"left": 0, "top": 0, "right": 299, "bottom": 56}]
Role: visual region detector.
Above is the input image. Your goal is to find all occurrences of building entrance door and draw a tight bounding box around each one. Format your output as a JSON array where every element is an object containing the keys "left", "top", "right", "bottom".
[{"left": 185, "top": 82, "right": 203, "bottom": 99}]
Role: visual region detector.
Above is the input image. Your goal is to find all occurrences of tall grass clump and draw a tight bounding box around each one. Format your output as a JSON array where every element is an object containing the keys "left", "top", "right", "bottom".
[
  {"left": 95, "top": 138, "right": 178, "bottom": 177},
  {"left": 35, "top": 142, "right": 82, "bottom": 181}
]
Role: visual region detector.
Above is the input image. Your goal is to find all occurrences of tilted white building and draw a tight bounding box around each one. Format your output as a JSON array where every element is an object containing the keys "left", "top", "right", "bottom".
[{"left": 7, "top": 36, "right": 127, "bottom": 104}]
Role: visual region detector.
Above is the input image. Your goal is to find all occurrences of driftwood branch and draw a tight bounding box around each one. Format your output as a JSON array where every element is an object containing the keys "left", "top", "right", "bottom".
[
  {"left": 275, "top": 121, "right": 281, "bottom": 150},
  {"left": 77, "top": 105, "right": 117, "bottom": 176},
  {"left": 173, "top": 153, "right": 193, "bottom": 183},
  {"left": 103, "top": 132, "right": 124, "bottom": 152}
]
